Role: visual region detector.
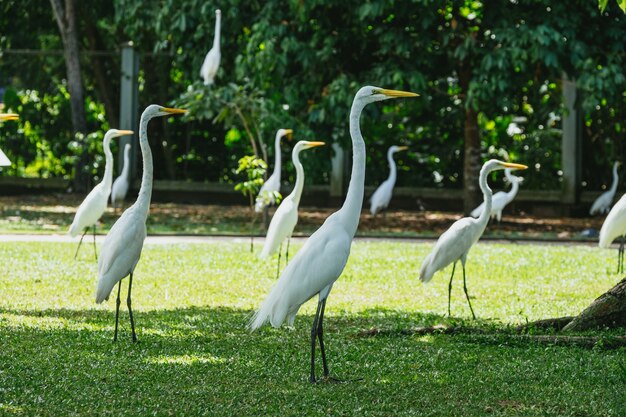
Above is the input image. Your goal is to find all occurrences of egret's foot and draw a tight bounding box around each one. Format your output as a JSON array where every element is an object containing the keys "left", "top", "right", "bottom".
[{"left": 311, "top": 375, "right": 363, "bottom": 384}]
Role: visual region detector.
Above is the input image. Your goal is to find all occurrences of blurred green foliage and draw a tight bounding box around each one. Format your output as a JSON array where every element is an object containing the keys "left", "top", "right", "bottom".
[{"left": 0, "top": 0, "right": 625, "bottom": 192}]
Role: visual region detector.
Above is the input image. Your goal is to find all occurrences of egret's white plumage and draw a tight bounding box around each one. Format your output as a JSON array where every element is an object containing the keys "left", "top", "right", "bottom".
[
  {"left": 369, "top": 145, "right": 408, "bottom": 215},
  {"left": 111, "top": 143, "right": 132, "bottom": 209},
  {"left": 68, "top": 129, "right": 133, "bottom": 259},
  {"left": 0, "top": 113, "right": 19, "bottom": 167},
  {"left": 200, "top": 9, "right": 221, "bottom": 85},
  {"left": 251, "top": 86, "right": 418, "bottom": 383},
  {"left": 590, "top": 161, "right": 621, "bottom": 215},
  {"left": 419, "top": 159, "right": 528, "bottom": 318},
  {"left": 96, "top": 105, "right": 186, "bottom": 341},
  {"left": 259, "top": 140, "right": 325, "bottom": 264},
  {"left": 599, "top": 192, "right": 626, "bottom": 273},
  {"left": 255, "top": 129, "right": 292, "bottom": 213},
  {"left": 470, "top": 168, "right": 524, "bottom": 222}
]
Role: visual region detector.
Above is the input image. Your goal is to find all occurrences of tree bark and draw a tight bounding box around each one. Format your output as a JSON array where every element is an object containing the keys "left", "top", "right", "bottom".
[
  {"left": 50, "top": 0, "right": 89, "bottom": 192},
  {"left": 563, "top": 277, "right": 626, "bottom": 331}
]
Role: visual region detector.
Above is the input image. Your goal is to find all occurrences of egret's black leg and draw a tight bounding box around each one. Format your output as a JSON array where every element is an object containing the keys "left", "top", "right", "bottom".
[
  {"left": 92, "top": 225, "right": 98, "bottom": 261},
  {"left": 447, "top": 262, "right": 457, "bottom": 317},
  {"left": 619, "top": 237, "right": 625, "bottom": 275},
  {"left": 316, "top": 299, "right": 329, "bottom": 377},
  {"left": 309, "top": 299, "right": 324, "bottom": 383},
  {"left": 127, "top": 272, "right": 137, "bottom": 342},
  {"left": 74, "top": 229, "right": 88, "bottom": 259},
  {"left": 113, "top": 281, "right": 122, "bottom": 342},
  {"left": 286, "top": 238, "right": 291, "bottom": 264},
  {"left": 462, "top": 263, "right": 476, "bottom": 319},
  {"left": 276, "top": 242, "right": 282, "bottom": 279}
]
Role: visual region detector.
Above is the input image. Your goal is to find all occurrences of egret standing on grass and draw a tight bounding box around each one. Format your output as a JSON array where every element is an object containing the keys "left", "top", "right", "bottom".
[
  {"left": 250, "top": 86, "right": 418, "bottom": 383},
  {"left": 69, "top": 129, "right": 134, "bottom": 260},
  {"left": 369, "top": 145, "right": 408, "bottom": 215},
  {"left": 96, "top": 105, "right": 186, "bottom": 342},
  {"left": 255, "top": 129, "right": 293, "bottom": 213},
  {"left": 0, "top": 113, "right": 19, "bottom": 166},
  {"left": 470, "top": 168, "right": 524, "bottom": 222},
  {"left": 259, "top": 140, "right": 326, "bottom": 277},
  {"left": 590, "top": 161, "right": 621, "bottom": 215},
  {"left": 200, "top": 9, "right": 221, "bottom": 85},
  {"left": 599, "top": 192, "right": 626, "bottom": 274},
  {"left": 419, "top": 160, "right": 528, "bottom": 319},
  {"left": 111, "top": 143, "right": 132, "bottom": 210}
]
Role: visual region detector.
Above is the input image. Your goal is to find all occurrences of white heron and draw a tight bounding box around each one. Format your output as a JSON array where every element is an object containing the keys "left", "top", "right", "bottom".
[
  {"left": 369, "top": 145, "right": 408, "bottom": 215},
  {"left": 259, "top": 140, "right": 326, "bottom": 277},
  {"left": 419, "top": 160, "right": 528, "bottom": 319},
  {"left": 470, "top": 168, "right": 524, "bottom": 222},
  {"left": 0, "top": 113, "right": 19, "bottom": 167},
  {"left": 69, "top": 129, "right": 134, "bottom": 260},
  {"left": 250, "top": 86, "right": 418, "bottom": 383},
  {"left": 599, "top": 192, "right": 626, "bottom": 274},
  {"left": 96, "top": 105, "right": 186, "bottom": 342},
  {"left": 200, "top": 9, "right": 221, "bottom": 85},
  {"left": 111, "top": 143, "right": 132, "bottom": 210},
  {"left": 590, "top": 161, "right": 621, "bottom": 216},
  {"left": 255, "top": 129, "right": 293, "bottom": 213}
]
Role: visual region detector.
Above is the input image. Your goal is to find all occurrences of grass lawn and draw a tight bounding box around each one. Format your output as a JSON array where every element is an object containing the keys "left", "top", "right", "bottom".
[{"left": 1, "top": 239, "right": 625, "bottom": 416}]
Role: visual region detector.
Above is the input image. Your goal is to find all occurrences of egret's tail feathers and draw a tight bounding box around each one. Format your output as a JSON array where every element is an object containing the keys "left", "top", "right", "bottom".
[
  {"left": 68, "top": 222, "right": 81, "bottom": 237},
  {"left": 419, "top": 253, "right": 434, "bottom": 283},
  {"left": 95, "top": 276, "right": 115, "bottom": 304},
  {"left": 249, "top": 282, "right": 290, "bottom": 331}
]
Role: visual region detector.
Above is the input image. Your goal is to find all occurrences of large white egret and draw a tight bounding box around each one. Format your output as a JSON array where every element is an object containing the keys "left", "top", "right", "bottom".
[
  {"left": 0, "top": 113, "right": 19, "bottom": 167},
  {"left": 200, "top": 9, "right": 221, "bottom": 85},
  {"left": 470, "top": 168, "right": 524, "bottom": 222},
  {"left": 111, "top": 143, "right": 131, "bottom": 210},
  {"left": 419, "top": 160, "right": 528, "bottom": 318},
  {"left": 369, "top": 145, "right": 408, "bottom": 215},
  {"left": 259, "top": 140, "right": 326, "bottom": 277},
  {"left": 599, "top": 192, "right": 626, "bottom": 274},
  {"left": 69, "top": 129, "right": 134, "bottom": 260},
  {"left": 96, "top": 105, "right": 186, "bottom": 342},
  {"left": 255, "top": 129, "right": 293, "bottom": 213},
  {"left": 590, "top": 161, "right": 621, "bottom": 215},
  {"left": 250, "top": 86, "right": 418, "bottom": 383}
]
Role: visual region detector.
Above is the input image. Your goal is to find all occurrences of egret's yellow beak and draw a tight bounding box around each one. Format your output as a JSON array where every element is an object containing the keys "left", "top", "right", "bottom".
[
  {"left": 118, "top": 130, "right": 134, "bottom": 136},
  {"left": 307, "top": 141, "right": 325, "bottom": 147},
  {"left": 397, "top": 146, "right": 409, "bottom": 151},
  {"left": 0, "top": 113, "right": 19, "bottom": 121},
  {"left": 162, "top": 107, "right": 187, "bottom": 115},
  {"left": 378, "top": 89, "right": 420, "bottom": 98},
  {"left": 285, "top": 129, "right": 294, "bottom": 140},
  {"left": 502, "top": 162, "right": 528, "bottom": 170}
]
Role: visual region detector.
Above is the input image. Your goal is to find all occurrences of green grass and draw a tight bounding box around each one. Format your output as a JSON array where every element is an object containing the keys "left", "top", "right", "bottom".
[{"left": 1, "top": 240, "right": 625, "bottom": 416}]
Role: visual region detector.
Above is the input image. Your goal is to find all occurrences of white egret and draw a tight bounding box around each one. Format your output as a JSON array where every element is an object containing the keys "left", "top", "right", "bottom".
[
  {"left": 590, "top": 161, "right": 621, "bottom": 215},
  {"left": 250, "top": 86, "right": 418, "bottom": 383},
  {"left": 419, "top": 160, "right": 528, "bottom": 318},
  {"left": 69, "top": 129, "right": 134, "bottom": 260},
  {"left": 369, "top": 145, "right": 408, "bottom": 215},
  {"left": 470, "top": 168, "right": 524, "bottom": 222},
  {"left": 96, "top": 105, "right": 186, "bottom": 342},
  {"left": 255, "top": 129, "right": 293, "bottom": 213},
  {"left": 259, "top": 140, "right": 326, "bottom": 277},
  {"left": 0, "top": 113, "right": 19, "bottom": 167},
  {"left": 111, "top": 143, "right": 132, "bottom": 210},
  {"left": 599, "top": 192, "right": 626, "bottom": 274},
  {"left": 200, "top": 9, "right": 221, "bottom": 85}
]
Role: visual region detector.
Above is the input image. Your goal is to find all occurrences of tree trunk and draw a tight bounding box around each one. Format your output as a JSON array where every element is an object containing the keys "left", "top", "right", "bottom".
[
  {"left": 563, "top": 277, "right": 626, "bottom": 331},
  {"left": 50, "top": 0, "right": 89, "bottom": 192},
  {"left": 458, "top": 65, "right": 482, "bottom": 214}
]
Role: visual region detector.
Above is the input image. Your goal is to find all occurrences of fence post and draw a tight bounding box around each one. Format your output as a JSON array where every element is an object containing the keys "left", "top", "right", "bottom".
[
  {"left": 330, "top": 143, "right": 345, "bottom": 197},
  {"left": 118, "top": 42, "right": 139, "bottom": 181},
  {"left": 561, "top": 76, "right": 581, "bottom": 206}
]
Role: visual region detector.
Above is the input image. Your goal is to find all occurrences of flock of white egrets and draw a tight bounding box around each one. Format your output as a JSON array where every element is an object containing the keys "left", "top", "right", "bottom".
[{"left": 0, "top": 8, "right": 623, "bottom": 383}]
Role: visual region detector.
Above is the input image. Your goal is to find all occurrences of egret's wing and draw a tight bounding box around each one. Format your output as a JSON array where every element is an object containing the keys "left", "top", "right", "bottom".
[
  {"left": 590, "top": 191, "right": 612, "bottom": 215},
  {"left": 491, "top": 192, "right": 509, "bottom": 213},
  {"left": 69, "top": 184, "right": 108, "bottom": 236},
  {"left": 260, "top": 198, "right": 298, "bottom": 258},
  {"left": 370, "top": 180, "right": 392, "bottom": 214},
  {"left": 0, "top": 148, "right": 10, "bottom": 166},
  {"left": 599, "top": 194, "right": 626, "bottom": 248}
]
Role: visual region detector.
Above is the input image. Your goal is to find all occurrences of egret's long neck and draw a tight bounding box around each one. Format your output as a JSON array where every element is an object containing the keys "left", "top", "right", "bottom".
[
  {"left": 387, "top": 149, "right": 397, "bottom": 185},
  {"left": 121, "top": 145, "right": 131, "bottom": 180},
  {"left": 102, "top": 135, "right": 114, "bottom": 191},
  {"left": 136, "top": 115, "right": 153, "bottom": 217},
  {"left": 507, "top": 177, "right": 520, "bottom": 201},
  {"left": 610, "top": 163, "right": 619, "bottom": 193},
  {"left": 477, "top": 166, "right": 493, "bottom": 227},
  {"left": 291, "top": 148, "right": 305, "bottom": 205},
  {"left": 340, "top": 100, "right": 367, "bottom": 236},
  {"left": 272, "top": 133, "right": 282, "bottom": 181},
  {"left": 213, "top": 13, "right": 221, "bottom": 49}
]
